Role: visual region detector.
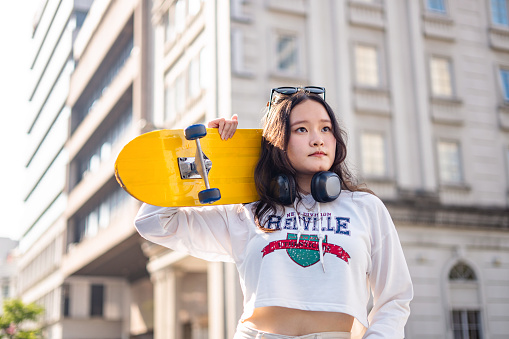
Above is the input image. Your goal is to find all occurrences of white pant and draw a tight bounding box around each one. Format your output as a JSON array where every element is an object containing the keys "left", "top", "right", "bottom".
[{"left": 234, "top": 323, "right": 351, "bottom": 339}]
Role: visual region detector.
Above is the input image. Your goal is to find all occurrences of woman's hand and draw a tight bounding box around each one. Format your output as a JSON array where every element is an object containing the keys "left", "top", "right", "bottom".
[{"left": 207, "top": 114, "right": 238, "bottom": 140}]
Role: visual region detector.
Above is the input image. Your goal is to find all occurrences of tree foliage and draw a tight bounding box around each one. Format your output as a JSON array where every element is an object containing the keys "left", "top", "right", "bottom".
[{"left": 0, "top": 299, "right": 43, "bottom": 339}]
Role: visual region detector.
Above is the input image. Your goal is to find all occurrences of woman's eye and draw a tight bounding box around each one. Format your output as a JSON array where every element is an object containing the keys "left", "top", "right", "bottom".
[
  {"left": 322, "top": 126, "right": 332, "bottom": 132},
  {"left": 296, "top": 127, "right": 307, "bottom": 133}
]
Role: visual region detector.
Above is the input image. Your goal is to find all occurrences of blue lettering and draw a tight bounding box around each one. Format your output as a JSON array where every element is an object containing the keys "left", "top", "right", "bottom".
[
  {"left": 284, "top": 216, "right": 297, "bottom": 230},
  {"left": 267, "top": 215, "right": 282, "bottom": 230},
  {"left": 335, "top": 217, "right": 351, "bottom": 235},
  {"left": 301, "top": 216, "right": 312, "bottom": 231}
]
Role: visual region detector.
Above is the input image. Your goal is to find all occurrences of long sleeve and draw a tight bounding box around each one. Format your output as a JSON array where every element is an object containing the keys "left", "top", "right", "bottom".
[
  {"left": 363, "top": 197, "right": 413, "bottom": 339},
  {"left": 134, "top": 203, "right": 249, "bottom": 263}
]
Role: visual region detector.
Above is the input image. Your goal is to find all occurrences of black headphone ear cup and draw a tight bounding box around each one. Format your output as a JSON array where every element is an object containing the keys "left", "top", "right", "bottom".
[
  {"left": 311, "top": 171, "right": 341, "bottom": 203},
  {"left": 270, "top": 174, "right": 296, "bottom": 205}
]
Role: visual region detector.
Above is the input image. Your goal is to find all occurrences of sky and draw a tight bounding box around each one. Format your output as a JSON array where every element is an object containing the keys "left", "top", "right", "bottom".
[{"left": 0, "top": 1, "right": 35, "bottom": 240}]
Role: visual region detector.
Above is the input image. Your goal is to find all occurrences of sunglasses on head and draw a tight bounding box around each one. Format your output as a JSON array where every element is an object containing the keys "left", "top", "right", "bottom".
[{"left": 267, "top": 86, "right": 326, "bottom": 113}]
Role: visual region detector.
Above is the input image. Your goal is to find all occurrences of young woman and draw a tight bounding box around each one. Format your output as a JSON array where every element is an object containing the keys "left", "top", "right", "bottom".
[{"left": 134, "top": 87, "right": 413, "bottom": 339}]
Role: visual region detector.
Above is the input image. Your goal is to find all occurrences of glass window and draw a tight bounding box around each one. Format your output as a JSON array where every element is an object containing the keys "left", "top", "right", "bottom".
[
  {"left": 62, "top": 284, "right": 70, "bottom": 317},
  {"left": 452, "top": 310, "right": 482, "bottom": 339},
  {"left": 361, "top": 132, "right": 387, "bottom": 177},
  {"left": 176, "top": 73, "right": 186, "bottom": 113},
  {"left": 175, "top": 0, "right": 186, "bottom": 34},
  {"left": 188, "top": 56, "right": 200, "bottom": 99},
  {"left": 276, "top": 34, "right": 298, "bottom": 74},
  {"left": 75, "top": 106, "right": 132, "bottom": 186},
  {"left": 430, "top": 57, "right": 453, "bottom": 97},
  {"left": 231, "top": 0, "right": 250, "bottom": 20},
  {"left": 500, "top": 68, "right": 509, "bottom": 101},
  {"left": 449, "top": 262, "right": 476, "bottom": 281},
  {"left": 199, "top": 48, "right": 209, "bottom": 89},
  {"left": 165, "top": 6, "right": 176, "bottom": 43},
  {"left": 355, "top": 45, "right": 380, "bottom": 87},
  {"left": 70, "top": 187, "right": 130, "bottom": 247},
  {"left": 232, "top": 29, "right": 246, "bottom": 74},
  {"left": 491, "top": 0, "right": 509, "bottom": 26},
  {"left": 438, "top": 140, "right": 463, "bottom": 184},
  {"left": 427, "top": 0, "right": 447, "bottom": 14},
  {"left": 72, "top": 37, "right": 133, "bottom": 133},
  {"left": 165, "top": 84, "right": 177, "bottom": 121},
  {"left": 90, "top": 284, "right": 104, "bottom": 317}
]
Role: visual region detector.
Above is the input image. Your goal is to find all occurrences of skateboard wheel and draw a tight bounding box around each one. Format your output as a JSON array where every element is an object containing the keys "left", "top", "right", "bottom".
[
  {"left": 199, "top": 188, "right": 221, "bottom": 204},
  {"left": 185, "top": 124, "right": 207, "bottom": 140}
]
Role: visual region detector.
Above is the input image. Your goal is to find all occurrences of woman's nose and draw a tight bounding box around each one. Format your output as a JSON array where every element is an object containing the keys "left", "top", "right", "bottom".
[{"left": 311, "top": 133, "right": 324, "bottom": 146}]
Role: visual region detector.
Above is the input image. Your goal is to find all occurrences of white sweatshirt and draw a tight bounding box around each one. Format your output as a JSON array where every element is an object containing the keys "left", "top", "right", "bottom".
[{"left": 134, "top": 191, "right": 413, "bottom": 338}]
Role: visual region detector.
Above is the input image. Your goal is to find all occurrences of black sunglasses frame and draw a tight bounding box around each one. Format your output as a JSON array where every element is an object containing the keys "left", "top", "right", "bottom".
[{"left": 267, "top": 86, "right": 326, "bottom": 113}]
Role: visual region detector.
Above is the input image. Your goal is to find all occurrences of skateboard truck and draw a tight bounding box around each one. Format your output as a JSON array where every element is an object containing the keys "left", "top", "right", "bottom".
[
  {"left": 182, "top": 124, "right": 222, "bottom": 204},
  {"left": 178, "top": 156, "right": 212, "bottom": 179}
]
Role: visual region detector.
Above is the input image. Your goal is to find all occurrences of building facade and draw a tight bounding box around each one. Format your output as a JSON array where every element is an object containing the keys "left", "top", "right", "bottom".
[
  {"left": 17, "top": 0, "right": 509, "bottom": 339},
  {"left": 17, "top": 0, "right": 94, "bottom": 337},
  {"left": 0, "top": 238, "right": 19, "bottom": 308},
  {"left": 148, "top": 0, "right": 509, "bottom": 338}
]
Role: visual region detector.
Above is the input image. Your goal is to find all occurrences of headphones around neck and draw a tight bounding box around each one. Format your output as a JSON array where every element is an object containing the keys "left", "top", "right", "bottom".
[{"left": 270, "top": 171, "right": 342, "bottom": 205}]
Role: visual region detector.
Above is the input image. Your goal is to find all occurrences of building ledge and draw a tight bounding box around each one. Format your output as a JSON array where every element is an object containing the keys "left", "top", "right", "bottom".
[{"left": 385, "top": 191, "right": 509, "bottom": 230}]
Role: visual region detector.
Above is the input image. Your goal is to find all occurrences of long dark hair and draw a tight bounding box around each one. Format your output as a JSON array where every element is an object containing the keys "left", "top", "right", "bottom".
[{"left": 253, "top": 91, "right": 372, "bottom": 231}]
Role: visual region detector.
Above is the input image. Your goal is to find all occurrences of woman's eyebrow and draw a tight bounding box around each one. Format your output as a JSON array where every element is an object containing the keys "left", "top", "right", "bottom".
[{"left": 290, "top": 119, "right": 331, "bottom": 127}]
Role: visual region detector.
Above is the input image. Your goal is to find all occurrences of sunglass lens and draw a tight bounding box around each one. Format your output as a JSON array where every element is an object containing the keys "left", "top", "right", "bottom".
[
  {"left": 275, "top": 87, "right": 298, "bottom": 95},
  {"left": 305, "top": 87, "right": 325, "bottom": 94}
]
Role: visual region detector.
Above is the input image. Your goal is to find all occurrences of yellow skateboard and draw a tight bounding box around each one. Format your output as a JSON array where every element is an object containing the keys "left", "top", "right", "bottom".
[{"left": 114, "top": 124, "right": 262, "bottom": 207}]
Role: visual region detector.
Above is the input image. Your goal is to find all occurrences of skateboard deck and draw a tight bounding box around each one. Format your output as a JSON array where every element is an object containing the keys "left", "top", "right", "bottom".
[{"left": 114, "top": 128, "right": 262, "bottom": 207}]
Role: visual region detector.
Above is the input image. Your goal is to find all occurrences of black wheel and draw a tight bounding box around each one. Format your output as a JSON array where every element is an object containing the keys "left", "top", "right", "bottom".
[
  {"left": 185, "top": 124, "right": 207, "bottom": 140},
  {"left": 198, "top": 188, "right": 221, "bottom": 204}
]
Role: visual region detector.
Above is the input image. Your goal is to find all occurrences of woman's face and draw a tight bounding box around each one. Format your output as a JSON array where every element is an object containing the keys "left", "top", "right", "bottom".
[{"left": 286, "top": 100, "right": 336, "bottom": 186}]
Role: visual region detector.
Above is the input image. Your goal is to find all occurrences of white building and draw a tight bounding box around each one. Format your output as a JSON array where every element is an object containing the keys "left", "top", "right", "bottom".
[
  {"left": 0, "top": 238, "right": 19, "bottom": 308},
  {"left": 17, "top": 0, "right": 509, "bottom": 338}
]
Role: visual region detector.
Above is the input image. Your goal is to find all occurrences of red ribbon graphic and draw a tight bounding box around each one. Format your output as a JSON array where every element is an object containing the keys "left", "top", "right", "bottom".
[{"left": 261, "top": 239, "right": 350, "bottom": 263}]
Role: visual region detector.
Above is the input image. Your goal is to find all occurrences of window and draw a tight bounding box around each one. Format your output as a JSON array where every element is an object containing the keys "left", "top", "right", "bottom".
[
  {"left": 75, "top": 106, "right": 132, "bottom": 186},
  {"left": 199, "top": 48, "right": 209, "bottom": 89},
  {"left": 62, "top": 284, "right": 70, "bottom": 317},
  {"left": 500, "top": 68, "right": 509, "bottom": 101},
  {"left": 361, "top": 132, "right": 387, "bottom": 177},
  {"left": 430, "top": 57, "right": 454, "bottom": 97},
  {"left": 448, "top": 262, "right": 483, "bottom": 339},
  {"left": 165, "top": 84, "right": 177, "bottom": 122},
  {"left": 275, "top": 34, "right": 298, "bottom": 75},
  {"left": 72, "top": 36, "right": 133, "bottom": 133},
  {"left": 491, "top": 0, "right": 509, "bottom": 26},
  {"left": 164, "top": 6, "right": 176, "bottom": 43},
  {"left": 175, "top": 0, "right": 186, "bottom": 34},
  {"left": 449, "top": 262, "right": 476, "bottom": 280},
  {"left": 70, "top": 187, "right": 130, "bottom": 247},
  {"left": 232, "top": 29, "right": 250, "bottom": 75},
  {"left": 231, "top": 0, "right": 250, "bottom": 21},
  {"left": 188, "top": 55, "right": 200, "bottom": 99},
  {"left": 427, "top": 0, "right": 447, "bottom": 14},
  {"left": 175, "top": 73, "right": 186, "bottom": 113},
  {"left": 452, "top": 310, "right": 482, "bottom": 339},
  {"left": 355, "top": 45, "right": 380, "bottom": 87},
  {"left": 438, "top": 140, "right": 463, "bottom": 184},
  {"left": 90, "top": 284, "right": 104, "bottom": 317}
]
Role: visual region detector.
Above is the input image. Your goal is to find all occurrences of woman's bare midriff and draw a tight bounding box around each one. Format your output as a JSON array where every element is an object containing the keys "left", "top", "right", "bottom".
[{"left": 242, "top": 306, "right": 354, "bottom": 336}]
